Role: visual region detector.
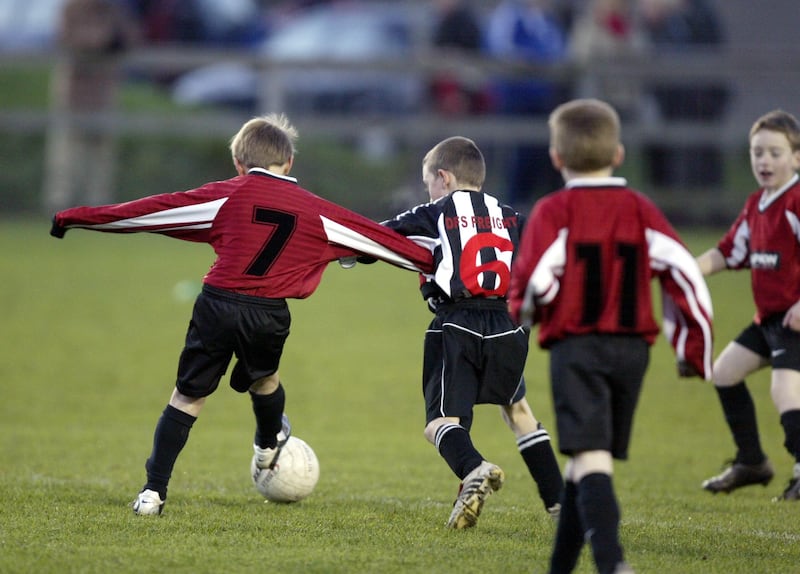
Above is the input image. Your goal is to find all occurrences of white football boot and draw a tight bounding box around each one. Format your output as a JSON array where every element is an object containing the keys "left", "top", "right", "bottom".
[
  {"left": 446, "top": 461, "right": 505, "bottom": 529},
  {"left": 132, "top": 489, "right": 165, "bottom": 516},
  {"left": 252, "top": 414, "right": 292, "bottom": 470}
]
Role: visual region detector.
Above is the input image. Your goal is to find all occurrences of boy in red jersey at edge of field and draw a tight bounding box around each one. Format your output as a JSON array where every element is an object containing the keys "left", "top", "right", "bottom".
[
  {"left": 696, "top": 110, "right": 800, "bottom": 502},
  {"left": 508, "top": 98, "right": 714, "bottom": 574},
  {"left": 50, "top": 113, "right": 434, "bottom": 516}
]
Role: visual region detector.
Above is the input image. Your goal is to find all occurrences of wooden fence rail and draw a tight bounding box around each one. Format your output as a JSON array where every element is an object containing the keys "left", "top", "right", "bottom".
[
  {"left": 0, "top": 45, "right": 772, "bottom": 146},
  {"left": 2, "top": 43, "right": 798, "bottom": 222}
]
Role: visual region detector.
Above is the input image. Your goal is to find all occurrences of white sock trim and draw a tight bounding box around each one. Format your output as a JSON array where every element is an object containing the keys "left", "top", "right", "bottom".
[
  {"left": 434, "top": 422, "right": 464, "bottom": 451},
  {"left": 517, "top": 428, "right": 551, "bottom": 452}
]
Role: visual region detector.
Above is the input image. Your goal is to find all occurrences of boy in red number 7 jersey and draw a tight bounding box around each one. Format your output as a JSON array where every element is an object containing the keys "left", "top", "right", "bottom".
[
  {"left": 382, "top": 136, "right": 564, "bottom": 529},
  {"left": 50, "top": 114, "right": 434, "bottom": 516},
  {"left": 508, "top": 99, "right": 713, "bottom": 574}
]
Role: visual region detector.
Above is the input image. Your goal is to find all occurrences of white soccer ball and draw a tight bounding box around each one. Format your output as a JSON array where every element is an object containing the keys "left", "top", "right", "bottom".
[{"left": 251, "top": 436, "right": 320, "bottom": 502}]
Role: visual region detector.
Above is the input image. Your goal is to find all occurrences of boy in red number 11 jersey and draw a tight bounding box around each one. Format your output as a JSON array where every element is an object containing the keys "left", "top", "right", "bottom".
[{"left": 508, "top": 99, "right": 713, "bottom": 574}]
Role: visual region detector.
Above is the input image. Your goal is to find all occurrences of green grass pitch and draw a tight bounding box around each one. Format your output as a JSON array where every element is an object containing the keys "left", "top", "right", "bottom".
[{"left": 1, "top": 218, "right": 799, "bottom": 573}]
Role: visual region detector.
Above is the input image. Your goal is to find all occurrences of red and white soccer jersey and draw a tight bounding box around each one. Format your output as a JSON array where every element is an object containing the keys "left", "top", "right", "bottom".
[
  {"left": 53, "top": 168, "right": 433, "bottom": 299},
  {"left": 717, "top": 174, "right": 800, "bottom": 322},
  {"left": 508, "top": 177, "right": 714, "bottom": 379}
]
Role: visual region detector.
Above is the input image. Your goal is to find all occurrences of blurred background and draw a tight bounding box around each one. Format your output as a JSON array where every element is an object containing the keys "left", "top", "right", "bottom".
[{"left": 0, "top": 0, "right": 797, "bottom": 225}]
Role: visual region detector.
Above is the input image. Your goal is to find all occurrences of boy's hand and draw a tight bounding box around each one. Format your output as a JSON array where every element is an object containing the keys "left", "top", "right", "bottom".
[
  {"left": 677, "top": 360, "right": 699, "bottom": 378},
  {"left": 50, "top": 217, "right": 66, "bottom": 238},
  {"left": 338, "top": 255, "right": 378, "bottom": 269}
]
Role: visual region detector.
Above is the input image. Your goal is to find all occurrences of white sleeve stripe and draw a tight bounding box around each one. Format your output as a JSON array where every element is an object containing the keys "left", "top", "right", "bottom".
[
  {"left": 529, "top": 227, "right": 567, "bottom": 300},
  {"left": 519, "top": 227, "right": 567, "bottom": 326},
  {"left": 319, "top": 215, "right": 423, "bottom": 272},
  {"left": 669, "top": 266, "right": 714, "bottom": 375},
  {"left": 727, "top": 220, "right": 750, "bottom": 267},
  {"left": 647, "top": 229, "right": 713, "bottom": 313},
  {"left": 786, "top": 210, "right": 800, "bottom": 244},
  {"left": 84, "top": 222, "right": 213, "bottom": 232},
  {"left": 647, "top": 228, "right": 714, "bottom": 377},
  {"left": 74, "top": 198, "right": 228, "bottom": 231}
]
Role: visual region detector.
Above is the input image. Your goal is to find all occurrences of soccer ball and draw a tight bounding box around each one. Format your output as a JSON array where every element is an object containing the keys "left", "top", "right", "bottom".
[{"left": 251, "top": 436, "right": 320, "bottom": 502}]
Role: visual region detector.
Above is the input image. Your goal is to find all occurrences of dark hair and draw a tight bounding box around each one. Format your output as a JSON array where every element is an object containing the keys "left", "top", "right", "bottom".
[{"left": 423, "top": 136, "right": 485, "bottom": 188}]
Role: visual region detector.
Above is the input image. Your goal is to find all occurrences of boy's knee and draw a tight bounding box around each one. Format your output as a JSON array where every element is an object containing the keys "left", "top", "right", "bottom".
[
  {"left": 249, "top": 372, "right": 281, "bottom": 395},
  {"left": 502, "top": 400, "right": 539, "bottom": 434}
]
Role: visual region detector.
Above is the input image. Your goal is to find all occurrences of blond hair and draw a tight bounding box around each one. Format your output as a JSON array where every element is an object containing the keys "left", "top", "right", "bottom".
[
  {"left": 749, "top": 110, "right": 800, "bottom": 151},
  {"left": 423, "top": 136, "right": 485, "bottom": 188},
  {"left": 548, "top": 98, "right": 621, "bottom": 172},
  {"left": 229, "top": 113, "right": 299, "bottom": 170}
]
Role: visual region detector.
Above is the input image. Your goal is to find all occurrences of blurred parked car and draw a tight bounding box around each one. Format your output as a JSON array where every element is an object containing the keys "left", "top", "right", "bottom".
[
  {"left": 0, "top": 0, "right": 266, "bottom": 53},
  {"left": 133, "top": 0, "right": 266, "bottom": 47},
  {"left": 172, "top": 2, "right": 431, "bottom": 115},
  {"left": 0, "top": 0, "right": 66, "bottom": 52}
]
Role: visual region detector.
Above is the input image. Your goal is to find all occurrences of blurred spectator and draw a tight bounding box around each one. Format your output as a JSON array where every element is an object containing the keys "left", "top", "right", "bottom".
[
  {"left": 429, "top": 0, "right": 489, "bottom": 116},
  {"left": 639, "top": 0, "right": 730, "bottom": 187},
  {"left": 131, "top": 0, "right": 203, "bottom": 43},
  {"left": 43, "top": 0, "right": 139, "bottom": 213},
  {"left": 484, "top": 0, "right": 569, "bottom": 209},
  {"left": 433, "top": 0, "right": 482, "bottom": 51},
  {"left": 129, "top": 0, "right": 266, "bottom": 47},
  {"left": 568, "top": 0, "right": 646, "bottom": 119}
]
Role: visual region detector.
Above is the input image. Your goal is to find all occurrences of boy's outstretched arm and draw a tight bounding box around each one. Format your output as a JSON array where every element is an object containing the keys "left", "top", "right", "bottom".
[
  {"left": 649, "top": 228, "right": 715, "bottom": 381},
  {"left": 696, "top": 247, "right": 726, "bottom": 276}
]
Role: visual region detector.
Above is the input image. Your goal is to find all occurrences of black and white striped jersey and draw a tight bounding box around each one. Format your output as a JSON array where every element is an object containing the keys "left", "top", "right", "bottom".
[{"left": 384, "top": 190, "right": 523, "bottom": 301}]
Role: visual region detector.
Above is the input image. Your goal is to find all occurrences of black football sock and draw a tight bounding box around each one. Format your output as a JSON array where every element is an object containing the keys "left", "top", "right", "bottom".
[
  {"left": 251, "top": 384, "right": 286, "bottom": 449},
  {"left": 716, "top": 382, "right": 767, "bottom": 465},
  {"left": 548, "top": 480, "right": 583, "bottom": 574},
  {"left": 435, "top": 423, "right": 483, "bottom": 479},
  {"left": 780, "top": 409, "right": 800, "bottom": 464},
  {"left": 576, "top": 473, "right": 624, "bottom": 574},
  {"left": 144, "top": 404, "right": 197, "bottom": 499},
  {"left": 518, "top": 424, "right": 565, "bottom": 509}
]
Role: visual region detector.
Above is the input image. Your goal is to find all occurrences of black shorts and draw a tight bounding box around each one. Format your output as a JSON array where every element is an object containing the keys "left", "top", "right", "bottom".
[
  {"left": 735, "top": 316, "right": 800, "bottom": 371},
  {"left": 549, "top": 334, "right": 649, "bottom": 460},
  {"left": 175, "top": 285, "right": 291, "bottom": 397},
  {"left": 422, "top": 299, "right": 528, "bottom": 430}
]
